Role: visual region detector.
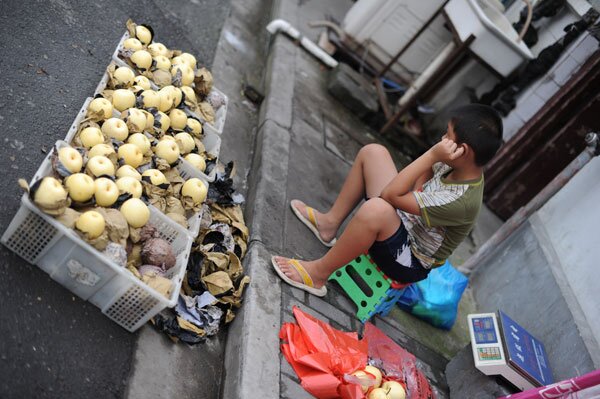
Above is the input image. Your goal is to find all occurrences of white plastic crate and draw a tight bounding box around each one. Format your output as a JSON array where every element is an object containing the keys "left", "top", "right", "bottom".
[
  {"left": 111, "top": 31, "right": 228, "bottom": 134},
  {"left": 1, "top": 147, "right": 194, "bottom": 332}
]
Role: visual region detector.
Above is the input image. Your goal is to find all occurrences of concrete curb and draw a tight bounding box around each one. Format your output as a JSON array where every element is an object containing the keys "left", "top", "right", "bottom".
[{"left": 221, "top": 2, "right": 297, "bottom": 397}]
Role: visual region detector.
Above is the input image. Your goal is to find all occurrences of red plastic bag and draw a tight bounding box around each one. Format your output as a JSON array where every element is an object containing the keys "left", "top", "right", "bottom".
[
  {"left": 364, "top": 323, "right": 435, "bottom": 399},
  {"left": 280, "top": 306, "right": 368, "bottom": 398},
  {"left": 280, "top": 307, "right": 435, "bottom": 399}
]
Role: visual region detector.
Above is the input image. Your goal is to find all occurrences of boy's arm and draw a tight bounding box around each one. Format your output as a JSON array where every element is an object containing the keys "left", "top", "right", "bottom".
[
  {"left": 380, "top": 139, "right": 464, "bottom": 214},
  {"left": 413, "top": 169, "right": 434, "bottom": 191}
]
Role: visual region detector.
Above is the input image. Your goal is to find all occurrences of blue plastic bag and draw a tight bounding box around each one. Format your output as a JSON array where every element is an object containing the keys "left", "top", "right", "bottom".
[{"left": 397, "top": 261, "right": 468, "bottom": 330}]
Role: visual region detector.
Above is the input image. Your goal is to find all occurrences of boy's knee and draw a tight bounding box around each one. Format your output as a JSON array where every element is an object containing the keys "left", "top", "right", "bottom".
[
  {"left": 357, "top": 198, "right": 396, "bottom": 225},
  {"left": 359, "top": 143, "right": 389, "bottom": 160}
]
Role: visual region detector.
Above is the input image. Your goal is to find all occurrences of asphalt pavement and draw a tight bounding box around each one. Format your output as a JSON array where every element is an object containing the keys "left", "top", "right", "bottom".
[{"left": 0, "top": 1, "right": 233, "bottom": 397}]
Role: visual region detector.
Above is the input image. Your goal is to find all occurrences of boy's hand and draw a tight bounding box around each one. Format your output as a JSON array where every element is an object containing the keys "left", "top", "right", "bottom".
[{"left": 429, "top": 138, "right": 465, "bottom": 163}]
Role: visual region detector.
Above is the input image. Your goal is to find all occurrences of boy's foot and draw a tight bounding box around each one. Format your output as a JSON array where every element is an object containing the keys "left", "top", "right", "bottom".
[
  {"left": 290, "top": 200, "right": 337, "bottom": 247},
  {"left": 271, "top": 256, "right": 328, "bottom": 297}
]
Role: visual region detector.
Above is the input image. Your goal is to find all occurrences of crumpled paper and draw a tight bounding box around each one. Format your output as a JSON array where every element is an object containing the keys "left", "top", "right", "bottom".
[
  {"left": 175, "top": 293, "right": 223, "bottom": 336},
  {"left": 193, "top": 67, "right": 213, "bottom": 98},
  {"left": 196, "top": 102, "right": 215, "bottom": 124},
  {"left": 141, "top": 272, "right": 172, "bottom": 299},
  {"left": 96, "top": 208, "right": 130, "bottom": 247}
]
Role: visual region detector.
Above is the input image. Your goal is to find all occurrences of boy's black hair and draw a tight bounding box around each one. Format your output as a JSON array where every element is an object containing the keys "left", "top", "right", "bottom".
[{"left": 449, "top": 104, "right": 503, "bottom": 166}]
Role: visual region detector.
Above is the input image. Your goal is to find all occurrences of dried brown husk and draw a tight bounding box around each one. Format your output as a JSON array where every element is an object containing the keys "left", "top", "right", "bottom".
[
  {"left": 141, "top": 273, "right": 172, "bottom": 299},
  {"left": 196, "top": 102, "right": 215, "bottom": 124},
  {"left": 193, "top": 68, "right": 213, "bottom": 98},
  {"left": 234, "top": 235, "right": 248, "bottom": 258},
  {"left": 153, "top": 156, "right": 173, "bottom": 172},
  {"left": 77, "top": 227, "right": 109, "bottom": 251},
  {"left": 129, "top": 225, "right": 143, "bottom": 244},
  {"left": 163, "top": 168, "right": 185, "bottom": 196},
  {"left": 54, "top": 207, "right": 81, "bottom": 229},
  {"left": 166, "top": 212, "right": 188, "bottom": 229},
  {"left": 183, "top": 93, "right": 199, "bottom": 113},
  {"left": 165, "top": 196, "right": 185, "bottom": 216},
  {"left": 202, "top": 271, "right": 233, "bottom": 297},
  {"left": 127, "top": 243, "right": 143, "bottom": 269},
  {"left": 177, "top": 317, "right": 206, "bottom": 336},
  {"left": 181, "top": 194, "right": 203, "bottom": 213},
  {"left": 171, "top": 67, "right": 183, "bottom": 88},
  {"left": 209, "top": 204, "right": 248, "bottom": 244},
  {"left": 127, "top": 263, "right": 142, "bottom": 279},
  {"left": 142, "top": 181, "right": 170, "bottom": 212},
  {"left": 199, "top": 204, "right": 212, "bottom": 229},
  {"left": 96, "top": 208, "right": 129, "bottom": 247}
]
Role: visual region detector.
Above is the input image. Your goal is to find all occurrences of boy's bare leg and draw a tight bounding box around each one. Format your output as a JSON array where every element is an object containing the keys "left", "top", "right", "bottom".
[
  {"left": 292, "top": 144, "right": 398, "bottom": 242},
  {"left": 274, "top": 198, "right": 401, "bottom": 288}
]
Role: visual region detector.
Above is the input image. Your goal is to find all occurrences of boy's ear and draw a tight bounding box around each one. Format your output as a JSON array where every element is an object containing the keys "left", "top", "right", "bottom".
[{"left": 460, "top": 143, "right": 470, "bottom": 159}]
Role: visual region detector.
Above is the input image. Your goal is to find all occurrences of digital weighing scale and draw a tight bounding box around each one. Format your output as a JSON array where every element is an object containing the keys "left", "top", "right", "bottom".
[{"left": 467, "top": 311, "right": 554, "bottom": 391}]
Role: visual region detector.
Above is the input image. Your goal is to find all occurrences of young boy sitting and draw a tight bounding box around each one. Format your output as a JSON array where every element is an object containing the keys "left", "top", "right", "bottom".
[{"left": 272, "top": 104, "right": 503, "bottom": 297}]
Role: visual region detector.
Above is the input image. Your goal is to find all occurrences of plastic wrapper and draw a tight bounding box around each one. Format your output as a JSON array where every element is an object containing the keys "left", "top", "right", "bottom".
[
  {"left": 279, "top": 306, "right": 368, "bottom": 399},
  {"left": 397, "top": 261, "right": 468, "bottom": 330},
  {"left": 279, "top": 308, "right": 435, "bottom": 399},
  {"left": 103, "top": 242, "right": 127, "bottom": 267},
  {"left": 151, "top": 311, "right": 206, "bottom": 345},
  {"left": 363, "top": 323, "right": 434, "bottom": 399},
  {"left": 206, "top": 90, "right": 226, "bottom": 111}
]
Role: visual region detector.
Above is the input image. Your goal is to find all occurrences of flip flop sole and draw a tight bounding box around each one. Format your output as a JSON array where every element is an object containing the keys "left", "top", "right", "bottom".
[
  {"left": 271, "top": 256, "right": 327, "bottom": 297},
  {"left": 290, "top": 200, "right": 337, "bottom": 248}
]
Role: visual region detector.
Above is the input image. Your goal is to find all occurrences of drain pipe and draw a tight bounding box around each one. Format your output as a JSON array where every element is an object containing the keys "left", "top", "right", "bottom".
[
  {"left": 459, "top": 132, "right": 600, "bottom": 275},
  {"left": 266, "top": 19, "right": 339, "bottom": 68}
]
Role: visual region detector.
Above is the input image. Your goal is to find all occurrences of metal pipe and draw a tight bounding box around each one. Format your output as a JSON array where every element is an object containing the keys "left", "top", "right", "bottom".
[
  {"left": 459, "top": 132, "right": 600, "bottom": 275},
  {"left": 266, "top": 19, "right": 339, "bottom": 68}
]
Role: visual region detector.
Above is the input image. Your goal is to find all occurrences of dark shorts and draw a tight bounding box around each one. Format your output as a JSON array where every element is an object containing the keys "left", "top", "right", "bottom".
[{"left": 368, "top": 223, "right": 430, "bottom": 284}]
